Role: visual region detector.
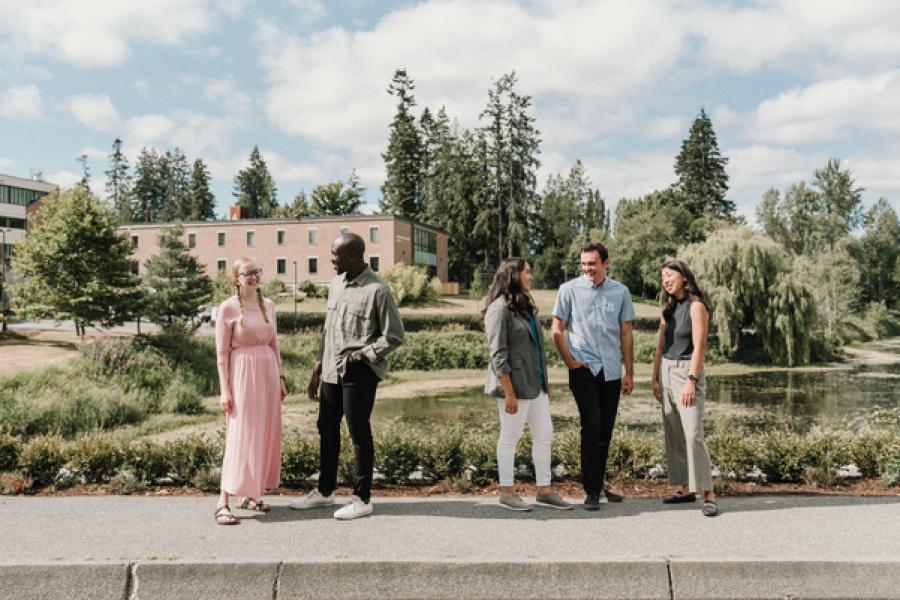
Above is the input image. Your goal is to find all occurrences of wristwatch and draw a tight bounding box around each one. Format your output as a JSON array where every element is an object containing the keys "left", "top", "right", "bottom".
[{"left": 688, "top": 374, "right": 699, "bottom": 383}]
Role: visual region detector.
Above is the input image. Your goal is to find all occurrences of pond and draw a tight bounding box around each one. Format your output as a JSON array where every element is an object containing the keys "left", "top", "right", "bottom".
[{"left": 372, "top": 361, "right": 900, "bottom": 428}]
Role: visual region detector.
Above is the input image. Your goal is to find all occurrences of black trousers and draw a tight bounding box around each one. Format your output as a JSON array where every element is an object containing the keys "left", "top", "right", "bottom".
[
  {"left": 317, "top": 362, "right": 379, "bottom": 503},
  {"left": 568, "top": 367, "right": 621, "bottom": 496}
]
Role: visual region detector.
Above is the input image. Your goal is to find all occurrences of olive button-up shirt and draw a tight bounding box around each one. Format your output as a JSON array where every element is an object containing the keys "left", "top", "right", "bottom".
[{"left": 316, "top": 266, "right": 405, "bottom": 384}]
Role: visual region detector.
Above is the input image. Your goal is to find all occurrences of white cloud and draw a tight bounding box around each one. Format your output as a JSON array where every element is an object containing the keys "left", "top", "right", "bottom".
[
  {"left": 0, "top": 84, "right": 42, "bottom": 120},
  {"left": 266, "top": 151, "right": 326, "bottom": 183},
  {"left": 694, "top": 0, "right": 900, "bottom": 74},
  {"left": 746, "top": 71, "right": 900, "bottom": 145},
  {"left": 203, "top": 78, "right": 252, "bottom": 113},
  {"left": 44, "top": 169, "right": 82, "bottom": 190},
  {"left": 641, "top": 116, "right": 687, "bottom": 140},
  {"left": 845, "top": 157, "right": 900, "bottom": 204},
  {"left": 256, "top": 0, "right": 687, "bottom": 154},
  {"left": 0, "top": 157, "right": 13, "bottom": 171},
  {"left": 288, "top": 0, "right": 327, "bottom": 25},
  {"left": 0, "top": 0, "right": 218, "bottom": 68},
  {"left": 58, "top": 94, "right": 121, "bottom": 131},
  {"left": 581, "top": 151, "right": 676, "bottom": 204},
  {"left": 124, "top": 114, "right": 175, "bottom": 143}
]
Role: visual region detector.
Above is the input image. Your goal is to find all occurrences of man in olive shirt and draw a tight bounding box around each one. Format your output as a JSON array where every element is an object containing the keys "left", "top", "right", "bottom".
[{"left": 289, "top": 233, "right": 405, "bottom": 520}]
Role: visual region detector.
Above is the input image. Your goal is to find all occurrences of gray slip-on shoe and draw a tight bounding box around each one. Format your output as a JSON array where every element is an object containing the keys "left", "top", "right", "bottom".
[
  {"left": 535, "top": 491, "right": 573, "bottom": 510},
  {"left": 499, "top": 493, "right": 533, "bottom": 511}
]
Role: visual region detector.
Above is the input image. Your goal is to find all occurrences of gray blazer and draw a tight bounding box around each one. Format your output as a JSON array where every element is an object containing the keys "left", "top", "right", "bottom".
[{"left": 483, "top": 296, "right": 550, "bottom": 400}]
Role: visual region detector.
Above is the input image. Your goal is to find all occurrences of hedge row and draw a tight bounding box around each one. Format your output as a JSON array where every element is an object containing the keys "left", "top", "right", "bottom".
[
  {"left": 1, "top": 423, "right": 897, "bottom": 494},
  {"left": 276, "top": 312, "right": 661, "bottom": 333}
]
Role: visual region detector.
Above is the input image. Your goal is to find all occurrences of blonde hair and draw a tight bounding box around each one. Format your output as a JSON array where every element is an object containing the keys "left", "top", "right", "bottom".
[{"left": 231, "top": 257, "right": 269, "bottom": 326}]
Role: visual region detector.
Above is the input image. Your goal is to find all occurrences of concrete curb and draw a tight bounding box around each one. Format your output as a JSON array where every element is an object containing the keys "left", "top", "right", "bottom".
[{"left": 2, "top": 561, "right": 899, "bottom": 600}]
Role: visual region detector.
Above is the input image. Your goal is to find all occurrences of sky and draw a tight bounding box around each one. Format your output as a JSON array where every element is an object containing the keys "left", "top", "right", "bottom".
[{"left": 1, "top": 0, "right": 899, "bottom": 224}]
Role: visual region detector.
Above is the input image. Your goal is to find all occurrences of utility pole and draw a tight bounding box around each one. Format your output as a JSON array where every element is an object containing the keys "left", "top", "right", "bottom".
[
  {"left": 1, "top": 228, "right": 7, "bottom": 334},
  {"left": 292, "top": 260, "right": 298, "bottom": 318}
]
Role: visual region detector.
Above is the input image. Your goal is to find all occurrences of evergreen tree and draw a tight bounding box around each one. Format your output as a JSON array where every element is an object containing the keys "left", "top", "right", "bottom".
[
  {"left": 583, "top": 189, "right": 609, "bottom": 234},
  {"left": 11, "top": 187, "right": 143, "bottom": 340},
  {"left": 309, "top": 170, "right": 365, "bottom": 216},
  {"left": 380, "top": 69, "right": 424, "bottom": 217},
  {"left": 132, "top": 148, "right": 165, "bottom": 223},
  {"left": 188, "top": 158, "right": 216, "bottom": 220},
  {"left": 233, "top": 145, "right": 278, "bottom": 218},
  {"left": 856, "top": 199, "right": 899, "bottom": 308},
  {"left": 105, "top": 138, "right": 132, "bottom": 223},
  {"left": 142, "top": 224, "right": 213, "bottom": 329},
  {"left": 811, "top": 158, "right": 864, "bottom": 249},
  {"left": 674, "top": 108, "right": 733, "bottom": 221}
]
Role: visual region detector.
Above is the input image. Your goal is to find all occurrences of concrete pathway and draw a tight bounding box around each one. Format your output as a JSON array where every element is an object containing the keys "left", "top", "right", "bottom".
[{"left": 2, "top": 494, "right": 899, "bottom": 599}]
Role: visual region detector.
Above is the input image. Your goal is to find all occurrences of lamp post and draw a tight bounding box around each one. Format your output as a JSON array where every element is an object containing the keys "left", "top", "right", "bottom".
[
  {"left": 292, "top": 260, "right": 298, "bottom": 318},
  {"left": 1, "top": 228, "right": 7, "bottom": 334}
]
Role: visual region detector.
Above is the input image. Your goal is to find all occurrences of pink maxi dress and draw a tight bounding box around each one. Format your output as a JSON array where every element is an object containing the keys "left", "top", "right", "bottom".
[{"left": 216, "top": 296, "right": 282, "bottom": 498}]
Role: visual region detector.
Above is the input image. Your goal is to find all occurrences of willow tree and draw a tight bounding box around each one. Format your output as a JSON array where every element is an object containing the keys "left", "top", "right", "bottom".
[{"left": 680, "top": 226, "right": 815, "bottom": 366}]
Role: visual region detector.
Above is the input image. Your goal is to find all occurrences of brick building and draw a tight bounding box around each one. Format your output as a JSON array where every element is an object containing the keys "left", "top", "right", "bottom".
[
  {"left": 119, "top": 214, "right": 449, "bottom": 285},
  {"left": 0, "top": 173, "right": 58, "bottom": 284}
]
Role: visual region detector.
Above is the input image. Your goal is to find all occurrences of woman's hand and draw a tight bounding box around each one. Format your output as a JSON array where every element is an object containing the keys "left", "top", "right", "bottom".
[
  {"left": 681, "top": 380, "right": 696, "bottom": 407},
  {"left": 279, "top": 378, "right": 288, "bottom": 401},
  {"left": 219, "top": 392, "right": 233, "bottom": 415},
  {"left": 504, "top": 396, "right": 518, "bottom": 415},
  {"left": 652, "top": 379, "right": 662, "bottom": 403}
]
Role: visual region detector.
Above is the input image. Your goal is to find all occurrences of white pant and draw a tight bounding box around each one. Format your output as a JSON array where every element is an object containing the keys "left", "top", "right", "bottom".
[{"left": 496, "top": 391, "right": 553, "bottom": 487}]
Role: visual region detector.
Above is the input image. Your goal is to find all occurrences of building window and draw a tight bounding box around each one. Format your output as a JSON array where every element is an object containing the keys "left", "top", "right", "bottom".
[
  {"left": 369, "top": 226, "right": 379, "bottom": 243},
  {"left": 130, "top": 261, "right": 139, "bottom": 275},
  {"left": 187, "top": 233, "right": 196, "bottom": 248},
  {"left": 217, "top": 259, "right": 227, "bottom": 273},
  {"left": 308, "top": 257, "right": 318, "bottom": 274},
  {"left": 277, "top": 229, "right": 286, "bottom": 245},
  {"left": 307, "top": 228, "right": 317, "bottom": 245},
  {"left": 246, "top": 230, "right": 255, "bottom": 247},
  {"left": 340, "top": 226, "right": 350, "bottom": 234},
  {"left": 277, "top": 258, "right": 286, "bottom": 275},
  {"left": 131, "top": 235, "right": 138, "bottom": 248},
  {"left": 414, "top": 227, "right": 438, "bottom": 277},
  {"left": 369, "top": 256, "right": 379, "bottom": 272},
  {"left": 217, "top": 232, "right": 225, "bottom": 246}
]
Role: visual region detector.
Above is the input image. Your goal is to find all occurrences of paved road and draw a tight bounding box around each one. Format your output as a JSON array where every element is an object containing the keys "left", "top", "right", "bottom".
[{"left": 2, "top": 494, "right": 899, "bottom": 599}]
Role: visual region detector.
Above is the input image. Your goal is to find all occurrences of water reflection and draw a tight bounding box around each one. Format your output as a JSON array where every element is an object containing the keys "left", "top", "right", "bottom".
[{"left": 373, "top": 364, "right": 899, "bottom": 427}]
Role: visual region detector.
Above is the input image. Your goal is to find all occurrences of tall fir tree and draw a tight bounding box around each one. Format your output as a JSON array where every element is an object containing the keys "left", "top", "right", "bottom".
[
  {"left": 811, "top": 158, "right": 864, "bottom": 250},
  {"left": 188, "top": 158, "right": 216, "bottom": 220},
  {"left": 132, "top": 148, "right": 165, "bottom": 223},
  {"left": 142, "top": 224, "right": 213, "bottom": 329},
  {"left": 105, "top": 138, "right": 132, "bottom": 223},
  {"left": 158, "top": 148, "right": 191, "bottom": 221},
  {"left": 380, "top": 69, "right": 424, "bottom": 217},
  {"left": 273, "top": 191, "right": 310, "bottom": 218},
  {"left": 233, "top": 145, "right": 278, "bottom": 218},
  {"left": 674, "top": 108, "right": 733, "bottom": 221}
]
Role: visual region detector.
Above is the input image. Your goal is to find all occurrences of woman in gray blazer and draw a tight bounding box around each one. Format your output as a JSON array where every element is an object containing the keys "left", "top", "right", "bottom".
[{"left": 483, "top": 258, "right": 572, "bottom": 511}]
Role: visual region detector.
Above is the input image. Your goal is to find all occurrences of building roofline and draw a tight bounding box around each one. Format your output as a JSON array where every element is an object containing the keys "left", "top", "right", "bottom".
[
  {"left": 0, "top": 173, "right": 58, "bottom": 193},
  {"left": 119, "top": 213, "right": 448, "bottom": 235}
]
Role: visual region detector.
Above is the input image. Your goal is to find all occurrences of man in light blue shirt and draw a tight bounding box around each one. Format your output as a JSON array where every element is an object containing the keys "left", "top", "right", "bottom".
[{"left": 552, "top": 242, "right": 635, "bottom": 510}]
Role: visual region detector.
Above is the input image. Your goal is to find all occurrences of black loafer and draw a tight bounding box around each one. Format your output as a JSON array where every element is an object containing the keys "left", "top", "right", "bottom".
[
  {"left": 662, "top": 491, "right": 697, "bottom": 504},
  {"left": 584, "top": 494, "right": 601, "bottom": 511}
]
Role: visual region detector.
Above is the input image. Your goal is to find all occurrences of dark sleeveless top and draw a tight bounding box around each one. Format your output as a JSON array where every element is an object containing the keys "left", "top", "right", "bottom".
[{"left": 663, "top": 298, "right": 695, "bottom": 360}]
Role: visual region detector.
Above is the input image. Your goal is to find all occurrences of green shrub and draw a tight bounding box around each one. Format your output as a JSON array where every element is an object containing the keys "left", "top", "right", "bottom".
[
  {"left": 78, "top": 337, "right": 172, "bottom": 398},
  {"left": 281, "top": 433, "right": 319, "bottom": 488},
  {"left": 126, "top": 440, "right": 172, "bottom": 483},
  {"left": 18, "top": 434, "right": 66, "bottom": 487},
  {"left": 608, "top": 428, "right": 665, "bottom": 478},
  {"left": 165, "top": 435, "right": 223, "bottom": 483},
  {"left": 551, "top": 428, "right": 581, "bottom": 478},
  {"left": 382, "top": 264, "right": 441, "bottom": 306},
  {"left": 0, "top": 430, "right": 21, "bottom": 472},
  {"left": 389, "top": 331, "right": 489, "bottom": 370},
  {"left": 0, "top": 471, "right": 32, "bottom": 495},
  {"left": 66, "top": 431, "right": 125, "bottom": 483},
  {"left": 299, "top": 280, "right": 325, "bottom": 298},
  {"left": 164, "top": 371, "right": 206, "bottom": 415},
  {"left": 461, "top": 427, "right": 498, "bottom": 486},
  {"left": 375, "top": 423, "right": 424, "bottom": 484},
  {"left": 420, "top": 424, "right": 467, "bottom": 480},
  {"left": 881, "top": 451, "right": 900, "bottom": 487},
  {"left": 262, "top": 279, "right": 286, "bottom": 298}
]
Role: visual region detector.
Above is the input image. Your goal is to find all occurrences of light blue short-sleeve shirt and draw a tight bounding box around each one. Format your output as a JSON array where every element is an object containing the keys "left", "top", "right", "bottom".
[{"left": 552, "top": 276, "right": 635, "bottom": 381}]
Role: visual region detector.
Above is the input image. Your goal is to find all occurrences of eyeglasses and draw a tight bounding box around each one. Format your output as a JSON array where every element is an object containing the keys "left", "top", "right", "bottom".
[{"left": 240, "top": 268, "right": 262, "bottom": 278}]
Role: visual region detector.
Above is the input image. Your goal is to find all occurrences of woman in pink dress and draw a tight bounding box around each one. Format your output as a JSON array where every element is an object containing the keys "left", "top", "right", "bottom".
[{"left": 214, "top": 258, "right": 287, "bottom": 525}]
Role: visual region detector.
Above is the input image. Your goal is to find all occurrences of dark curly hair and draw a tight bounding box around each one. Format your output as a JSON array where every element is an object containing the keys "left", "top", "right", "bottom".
[
  {"left": 660, "top": 259, "right": 710, "bottom": 320},
  {"left": 482, "top": 257, "right": 536, "bottom": 319}
]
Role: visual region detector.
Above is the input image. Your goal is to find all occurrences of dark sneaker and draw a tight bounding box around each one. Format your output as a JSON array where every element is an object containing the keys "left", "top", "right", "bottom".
[
  {"left": 600, "top": 489, "right": 624, "bottom": 503},
  {"left": 702, "top": 499, "right": 719, "bottom": 517},
  {"left": 535, "top": 491, "right": 573, "bottom": 510},
  {"left": 662, "top": 491, "right": 697, "bottom": 505},
  {"left": 583, "top": 494, "right": 600, "bottom": 511}
]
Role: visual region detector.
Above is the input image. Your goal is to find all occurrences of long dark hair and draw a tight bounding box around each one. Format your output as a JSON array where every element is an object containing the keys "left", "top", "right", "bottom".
[
  {"left": 482, "top": 257, "right": 536, "bottom": 319},
  {"left": 660, "top": 259, "right": 710, "bottom": 320}
]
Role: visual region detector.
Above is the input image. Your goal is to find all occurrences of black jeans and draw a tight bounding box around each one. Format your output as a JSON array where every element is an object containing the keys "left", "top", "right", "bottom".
[
  {"left": 317, "top": 361, "right": 379, "bottom": 503},
  {"left": 568, "top": 367, "right": 621, "bottom": 496}
]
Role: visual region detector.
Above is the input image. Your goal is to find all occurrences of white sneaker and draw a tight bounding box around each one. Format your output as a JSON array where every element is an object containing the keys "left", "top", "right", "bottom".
[
  {"left": 333, "top": 495, "right": 373, "bottom": 520},
  {"left": 288, "top": 489, "right": 335, "bottom": 510}
]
